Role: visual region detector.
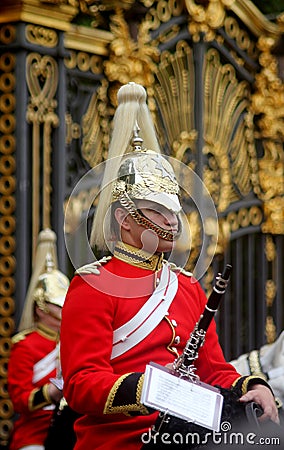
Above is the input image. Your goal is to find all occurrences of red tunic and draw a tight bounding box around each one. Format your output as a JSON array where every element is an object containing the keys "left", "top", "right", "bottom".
[
  {"left": 8, "top": 323, "right": 58, "bottom": 450},
  {"left": 60, "top": 256, "right": 240, "bottom": 450}
]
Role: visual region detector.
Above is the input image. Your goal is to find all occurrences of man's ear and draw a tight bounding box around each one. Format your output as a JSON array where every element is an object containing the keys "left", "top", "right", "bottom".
[{"left": 114, "top": 207, "right": 131, "bottom": 230}]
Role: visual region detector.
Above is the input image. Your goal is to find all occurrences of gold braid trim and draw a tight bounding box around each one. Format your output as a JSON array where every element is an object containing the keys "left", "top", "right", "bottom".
[
  {"left": 37, "top": 323, "right": 59, "bottom": 341},
  {"left": 114, "top": 241, "right": 164, "bottom": 271},
  {"left": 240, "top": 375, "right": 271, "bottom": 396},
  {"left": 12, "top": 324, "right": 59, "bottom": 344},
  {"left": 104, "top": 373, "right": 130, "bottom": 414},
  {"left": 104, "top": 373, "right": 149, "bottom": 415},
  {"left": 136, "top": 374, "right": 149, "bottom": 416},
  {"left": 28, "top": 385, "right": 51, "bottom": 411},
  {"left": 232, "top": 375, "right": 275, "bottom": 401},
  {"left": 12, "top": 328, "right": 34, "bottom": 344},
  {"left": 231, "top": 376, "right": 242, "bottom": 388},
  {"left": 248, "top": 350, "right": 267, "bottom": 380},
  {"left": 42, "top": 383, "right": 52, "bottom": 403}
]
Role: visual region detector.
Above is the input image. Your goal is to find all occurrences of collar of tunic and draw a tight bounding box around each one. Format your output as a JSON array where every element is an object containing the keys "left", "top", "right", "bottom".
[{"left": 114, "top": 241, "right": 164, "bottom": 271}]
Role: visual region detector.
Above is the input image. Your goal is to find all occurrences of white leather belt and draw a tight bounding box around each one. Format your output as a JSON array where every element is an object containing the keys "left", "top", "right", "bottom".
[{"left": 111, "top": 263, "right": 178, "bottom": 359}]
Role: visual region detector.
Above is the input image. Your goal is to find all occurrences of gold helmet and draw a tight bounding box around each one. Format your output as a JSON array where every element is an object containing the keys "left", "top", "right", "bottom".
[
  {"left": 112, "top": 125, "right": 181, "bottom": 214},
  {"left": 33, "top": 253, "right": 70, "bottom": 313},
  {"left": 18, "top": 229, "right": 70, "bottom": 331},
  {"left": 90, "top": 83, "right": 182, "bottom": 251}
]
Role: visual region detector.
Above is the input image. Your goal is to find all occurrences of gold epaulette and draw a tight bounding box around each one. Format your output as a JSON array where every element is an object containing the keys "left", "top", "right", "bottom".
[
  {"left": 169, "top": 262, "right": 193, "bottom": 277},
  {"left": 12, "top": 328, "right": 35, "bottom": 344},
  {"left": 75, "top": 256, "right": 112, "bottom": 276}
]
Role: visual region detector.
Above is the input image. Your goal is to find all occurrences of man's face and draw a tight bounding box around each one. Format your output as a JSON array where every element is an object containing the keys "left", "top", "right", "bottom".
[
  {"left": 118, "top": 199, "right": 179, "bottom": 254},
  {"left": 36, "top": 302, "right": 62, "bottom": 331}
]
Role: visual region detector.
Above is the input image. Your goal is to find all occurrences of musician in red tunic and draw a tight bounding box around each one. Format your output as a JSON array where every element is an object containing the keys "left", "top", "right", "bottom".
[
  {"left": 8, "top": 229, "right": 69, "bottom": 450},
  {"left": 60, "top": 83, "right": 279, "bottom": 450}
]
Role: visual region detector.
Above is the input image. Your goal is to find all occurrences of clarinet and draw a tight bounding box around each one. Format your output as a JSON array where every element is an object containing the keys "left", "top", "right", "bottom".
[
  {"left": 142, "top": 264, "right": 232, "bottom": 448},
  {"left": 173, "top": 263, "right": 232, "bottom": 380}
]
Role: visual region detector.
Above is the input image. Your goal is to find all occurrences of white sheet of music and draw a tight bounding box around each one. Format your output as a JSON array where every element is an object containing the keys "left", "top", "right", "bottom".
[{"left": 141, "top": 362, "right": 223, "bottom": 432}]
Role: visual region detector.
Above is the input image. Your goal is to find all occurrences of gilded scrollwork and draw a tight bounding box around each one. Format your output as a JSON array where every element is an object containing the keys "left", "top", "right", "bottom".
[
  {"left": 179, "top": 210, "right": 202, "bottom": 271},
  {"left": 104, "top": 7, "right": 159, "bottom": 88},
  {"left": 64, "top": 185, "right": 100, "bottom": 234},
  {"left": 26, "top": 53, "right": 59, "bottom": 261},
  {"left": 185, "top": 0, "right": 234, "bottom": 42},
  {"left": 25, "top": 24, "right": 58, "bottom": 47},
  {"left": 261, "top": 196, "right": 284, "bottom": 235},
  {"left": 64, "top": 50, "right": 103, "bottom": 73},
  {"left": 223, "top": 16, "right": 259, "bottom": 61},
  {"left": 143, "top": 0, "right": 185, "bottom": 34},
  {"left": 0, "top": 25, "right": 16, "bottom": 45},
  {"left": 154, "top": 40, "right": 196, "bottom": 160},
  {"left": 250, "top": 36, "right": 284, "bottom": 235},
  {"left": 79, "top": 3, "right": 190, "bottom": 166},
  {"left": 209, "top": 205, "right": 263, "bottom": 256},
  {"left": 252, "top": 37, "right": 284, "bottom": 141},
  {"left": 172, "top": 130, "right": 197, "bottom": 164},
  {"left": 264, "top": 236, "right": 277, "bottom": 344},
  {"left": 203, "top": 48, "right": 259, "bottom": 212},
  {"left": 212, "top": 217, "right": 231, "bottom": 256},
  {"left": 265, "top": 316, "right": 277, "bottom": 345},
  {"left": 81, "top": 79, "right": 112, "bottom": 167},
  {"left": 227, "top": 206, "right": 263, "bottom": 231}
]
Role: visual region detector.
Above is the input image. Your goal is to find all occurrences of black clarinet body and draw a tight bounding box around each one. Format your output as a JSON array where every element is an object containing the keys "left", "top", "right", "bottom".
[{"left": 173, "top": 264, "right": 232, "bottom": 381}]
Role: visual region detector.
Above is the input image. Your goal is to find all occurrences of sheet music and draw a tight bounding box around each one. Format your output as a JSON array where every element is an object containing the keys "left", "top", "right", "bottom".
[{"left": 141, "top": 363, "right": 223, "bottom": 432}]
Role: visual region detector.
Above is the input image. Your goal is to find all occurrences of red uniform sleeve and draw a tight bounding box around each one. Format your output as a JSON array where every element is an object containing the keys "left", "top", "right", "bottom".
[
  {"left": 8, "top": 336, "right": 53, "bottom": 413},
  {"left": 60, "top": 274, "right": 142, "bottom": 416},
  {"left": 8, "top": 340, "right": 36, "bottom": 413}
]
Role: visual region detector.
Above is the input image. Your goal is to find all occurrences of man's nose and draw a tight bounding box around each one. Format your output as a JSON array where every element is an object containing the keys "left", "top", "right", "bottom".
[{"left": 165, "top": 211, "right": 178, "bottom": 226}]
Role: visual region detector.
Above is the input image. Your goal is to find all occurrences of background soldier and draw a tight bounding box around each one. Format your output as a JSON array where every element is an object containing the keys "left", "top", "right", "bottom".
[{"left": 8, "top": 229, "right": 69, "bottom": 450}]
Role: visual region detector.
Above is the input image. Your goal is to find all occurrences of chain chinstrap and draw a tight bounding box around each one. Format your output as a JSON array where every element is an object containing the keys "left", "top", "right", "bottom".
[{"left": 119, "top": 193, "right": 176, "bottom": 241}]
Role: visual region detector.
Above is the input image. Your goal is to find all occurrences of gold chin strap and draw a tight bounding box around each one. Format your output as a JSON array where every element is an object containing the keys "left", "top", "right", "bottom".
[
  {"left": 118, "top": 192, "right": 181, "bottom": 242},
  {"left": 35, "top": 292, "right": 50, "bottom": 314},
  {"left": 36, "top": 294, "right": 61, "bottom": 320},
  {"left": 45, "top": 305, "right": 62, "bottom": 321}
]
